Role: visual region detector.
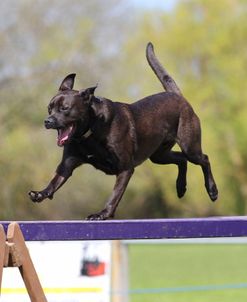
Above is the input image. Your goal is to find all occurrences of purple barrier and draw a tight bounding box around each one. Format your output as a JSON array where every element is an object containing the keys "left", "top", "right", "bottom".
[{"left": 1, "top": 217, "right": 247, "bottom": 241}]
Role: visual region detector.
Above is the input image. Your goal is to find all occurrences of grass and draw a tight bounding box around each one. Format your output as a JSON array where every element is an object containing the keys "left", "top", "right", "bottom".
[{"left": 128, "top": 243, "right": 247, "bottom": 302}]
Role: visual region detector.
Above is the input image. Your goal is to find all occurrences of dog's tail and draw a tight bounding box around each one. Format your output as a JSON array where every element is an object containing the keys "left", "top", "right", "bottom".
[{"left": 146, "top": 42, "right": 182, "bottom": 96}]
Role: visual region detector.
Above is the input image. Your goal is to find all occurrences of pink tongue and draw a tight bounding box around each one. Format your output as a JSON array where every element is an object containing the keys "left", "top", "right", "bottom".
[{"left": 57, "top": 125, "right": 73, "bottom": 146}]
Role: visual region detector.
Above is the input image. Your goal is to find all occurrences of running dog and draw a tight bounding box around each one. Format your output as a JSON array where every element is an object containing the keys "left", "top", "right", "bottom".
[{"left": 29, "top": 43, "right": 218, "bottom": 220}]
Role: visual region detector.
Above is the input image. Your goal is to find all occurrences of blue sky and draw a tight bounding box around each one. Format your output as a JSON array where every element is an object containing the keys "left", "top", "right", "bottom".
[{"left": 133, "top": 0, "right": 177, "bottom": 11}]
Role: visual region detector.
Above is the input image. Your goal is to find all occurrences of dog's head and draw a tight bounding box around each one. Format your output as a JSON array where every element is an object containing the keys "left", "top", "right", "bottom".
[{"left": 45, "top": 74, "right": 97, "bottom": 146}]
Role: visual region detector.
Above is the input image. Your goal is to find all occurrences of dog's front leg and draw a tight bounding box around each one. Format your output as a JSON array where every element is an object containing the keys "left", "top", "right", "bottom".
[
  {"left": 29, "top": 156, "right": 83, "bottom": 203},
  {"left": 87, "top": 169, "right": 134, "bottom": 220},
  {"left": 29, "top": 173, "right": 67, "bottom": 202}
]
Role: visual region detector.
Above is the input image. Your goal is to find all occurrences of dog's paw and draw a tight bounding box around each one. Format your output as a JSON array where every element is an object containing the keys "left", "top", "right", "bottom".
[
  {"left": 86, "top": 213, "right": 107, "bottom": 221},
  {"left": 176, "top": 184, "right": 187, "bottom": 198},
  {"left": 176, "top": 179, "right": 187, "bottom": 198},
  {"left": 28, "top": 191, "right": 47, "bottom": 203},
  {"left": 209, "top": 184, "right": 218, "bottom": 202},
  {"left": 86, "top": 209, "right": 112, "bottom": 221}
]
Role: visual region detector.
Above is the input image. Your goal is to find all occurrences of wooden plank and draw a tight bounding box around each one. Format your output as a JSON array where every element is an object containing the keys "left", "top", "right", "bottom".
[
  {"left": 2, "top": 217, "right": 247, "bottom": 241},
  {"left": 0, "top": 224, "right": 5, "bottom": 293},
  {"left": 7, "top": 222, "right": 47, "bottom": 302}
]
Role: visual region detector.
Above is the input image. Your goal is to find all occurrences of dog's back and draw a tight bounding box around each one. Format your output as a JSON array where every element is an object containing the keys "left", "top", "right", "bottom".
[{"left": 128, "top": 91, "right": 195, "bottom": 166}]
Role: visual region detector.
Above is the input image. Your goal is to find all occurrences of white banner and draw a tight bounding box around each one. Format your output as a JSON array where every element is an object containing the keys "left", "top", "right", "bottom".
[{"left": 1, "top": 241, "right": 112, "bottom": 302}]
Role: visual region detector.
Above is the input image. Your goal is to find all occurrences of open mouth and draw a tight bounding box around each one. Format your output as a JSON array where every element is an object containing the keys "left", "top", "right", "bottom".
[{"left": 57, "top": 124, "right": 75, "bottom": 146}]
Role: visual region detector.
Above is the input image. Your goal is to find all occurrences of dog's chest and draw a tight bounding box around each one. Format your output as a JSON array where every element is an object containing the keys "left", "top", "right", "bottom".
[{"left": 79, "top": 137, "right": 119, "bottom": 175}]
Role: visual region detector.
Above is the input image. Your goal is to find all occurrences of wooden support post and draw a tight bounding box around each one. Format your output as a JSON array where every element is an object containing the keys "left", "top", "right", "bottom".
[
  {"left": 0, "top": 222, "right": 47, "bottom": 302},
  {"left": 0, "top": 225, "right": 5, "bottom": 291},
  {"left": 111, "top": 240, "right": 129, "bottom": 302}
]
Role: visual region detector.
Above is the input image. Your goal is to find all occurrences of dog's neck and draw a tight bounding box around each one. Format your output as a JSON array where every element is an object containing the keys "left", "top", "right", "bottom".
[
  {"left": 74, "top": 97, "right": 112, "bottom": 142},
  {"left": 78, "top": 99, "right": 100, "bottom": 139},
  {"left": 82, "top": 128, "right": 93, "bottom": 139}
]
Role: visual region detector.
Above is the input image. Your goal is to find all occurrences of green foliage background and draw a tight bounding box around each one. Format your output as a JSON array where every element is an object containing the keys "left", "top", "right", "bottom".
[{"left": 0, "top": 0, "right": 246, "bottom": 220}]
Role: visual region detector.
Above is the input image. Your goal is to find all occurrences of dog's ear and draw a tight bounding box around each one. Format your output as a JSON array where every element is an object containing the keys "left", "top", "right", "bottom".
[
  {"left": 59, "top": 73, "right": 76, "bottom": 91},
  {"left": 79, "top": 85, "right": 97, "bottom": 102}
]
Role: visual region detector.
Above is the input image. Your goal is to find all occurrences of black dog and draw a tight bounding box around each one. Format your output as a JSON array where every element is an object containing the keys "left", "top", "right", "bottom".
[{"left": 29, "top": 43, "right": 218, "bottom": 220}]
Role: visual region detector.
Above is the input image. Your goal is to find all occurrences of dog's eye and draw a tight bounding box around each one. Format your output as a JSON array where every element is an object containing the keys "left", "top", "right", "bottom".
[{"left": 60, "top": 105, "right": 69, "bottom": 112}]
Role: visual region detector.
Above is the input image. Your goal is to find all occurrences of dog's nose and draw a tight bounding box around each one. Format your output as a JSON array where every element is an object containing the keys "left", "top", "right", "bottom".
[{"left": 44, "top": 117, "right": 55, "bottom": 129}]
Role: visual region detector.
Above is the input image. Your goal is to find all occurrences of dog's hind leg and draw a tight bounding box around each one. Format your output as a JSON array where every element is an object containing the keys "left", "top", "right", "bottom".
[
  {"left": 180, "top": 149, "right": 218, "bottom": 201},
  {"left": 187, "top": 152, "right": 218, "bottom": 201},
  {"left": 150, "top": 147, "right": 188, "bottom": 198},
  {"left": 177, "top": 111, "right": 218, "bottom": 201}
]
